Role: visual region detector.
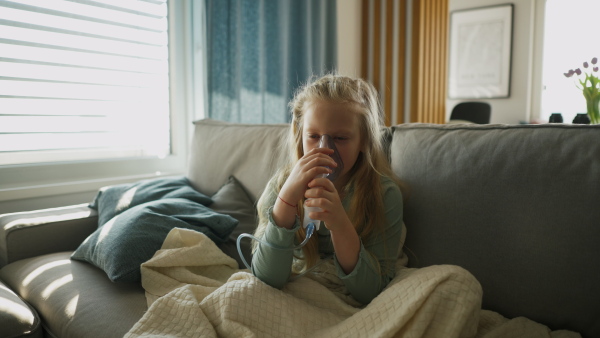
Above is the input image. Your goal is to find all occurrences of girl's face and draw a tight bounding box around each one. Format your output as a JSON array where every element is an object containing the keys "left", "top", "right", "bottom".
[{"left": 302, "top": 99, "right": 363, "bottom": 187}]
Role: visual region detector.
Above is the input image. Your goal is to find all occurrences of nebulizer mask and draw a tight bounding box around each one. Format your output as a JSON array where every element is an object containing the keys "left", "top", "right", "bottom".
[
  {"left": 236, "top": 135, "right": 344, "bottom": 271},
  {"left": 302, "top": 134, "right": 344, "bottom": 231}
]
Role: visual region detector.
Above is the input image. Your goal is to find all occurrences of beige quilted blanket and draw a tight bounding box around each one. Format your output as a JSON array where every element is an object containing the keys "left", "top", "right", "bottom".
[{"left": 125, "top": 228, "right": 580, "bottom": 338}]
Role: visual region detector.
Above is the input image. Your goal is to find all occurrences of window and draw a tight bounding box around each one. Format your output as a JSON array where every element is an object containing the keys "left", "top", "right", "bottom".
[
  {"left": 0, "top": 0, "right": 170, "bottom": 166},
  {"left": 0, "top": 0, "right": 192, "bottom": 209},
  {"left": 540, "top": 0, "right": 600, "bottom": 123}
]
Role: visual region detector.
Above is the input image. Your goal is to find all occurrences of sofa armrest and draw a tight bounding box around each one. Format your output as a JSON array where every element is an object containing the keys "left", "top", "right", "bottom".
[
  {"left": 0, "top": 204, "right": 98, "bottom": 267},
  {"left": 0, "top": 279, "right": 42, "bottom": 338}
]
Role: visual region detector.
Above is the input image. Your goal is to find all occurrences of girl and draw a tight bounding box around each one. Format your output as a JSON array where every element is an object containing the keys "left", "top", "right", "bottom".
[{"left": 251, "top": 74, "right": 405, "bottom": 304}]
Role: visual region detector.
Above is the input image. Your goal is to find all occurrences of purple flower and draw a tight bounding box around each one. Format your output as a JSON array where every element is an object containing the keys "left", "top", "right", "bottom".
[
  {"left": 594, "top": 67, "right": 599, "bottom": 72},
  {"left": 575, "top": 68, "right": 582, "bottom": 75},
  {"left": 584, "top": 62, "right": 589, "bottom": 68},
  {"left": 593, "top": 57, "right": 598, "bottom": 65}
]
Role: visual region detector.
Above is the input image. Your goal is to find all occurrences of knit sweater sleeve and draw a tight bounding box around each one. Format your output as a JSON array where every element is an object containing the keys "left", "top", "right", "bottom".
[
  {"left": 250, "top": 178, "right": 301, "bottom": 289},
  {"left": 334, "top": 177, "right": 404, "bottom": 304}
]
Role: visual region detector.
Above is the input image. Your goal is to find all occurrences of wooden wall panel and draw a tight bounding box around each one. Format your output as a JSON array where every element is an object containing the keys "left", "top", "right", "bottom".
[
  {"left": 384, "top": 0, "right": 394, "bottom": 125},
  {"left": 361, "top": 0, "right": 448, "bottom": 125},
  {"left": 410, "top": 0, "right": 448, "bottom": 123},
  {"left": 395, "top": 0, "right": 407, "bottom": 125},
  {"left": 372, "top": 0, "right": 381, "bottom": 100}
]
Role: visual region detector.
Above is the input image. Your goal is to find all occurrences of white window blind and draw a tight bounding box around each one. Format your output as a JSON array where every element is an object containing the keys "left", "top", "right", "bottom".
[{"left": 0, "top": 0, "right": 170, "bottom": 166}]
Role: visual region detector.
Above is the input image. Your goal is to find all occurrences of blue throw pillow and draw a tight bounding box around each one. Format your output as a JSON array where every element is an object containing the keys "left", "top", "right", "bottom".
[
  {"left": 72, "top": 176, "right": 236, "bottom": 283},
  {"left": 72, "top": 198, "right": 238, "bottom": 282},
  {"left": 90, "top": 175, "right": 213, "bottom": 226}
]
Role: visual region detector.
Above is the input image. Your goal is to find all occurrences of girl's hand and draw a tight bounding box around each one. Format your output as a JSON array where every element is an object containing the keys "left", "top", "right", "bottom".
[
  {"left": 304, "top": 176, "right": 360, "bottom": 275},
  {"left": 278, "top": 148, "right": 338, "bottom": 205},
  {"left": 303, "top": 177, "right": 352, "bottom": 232}
]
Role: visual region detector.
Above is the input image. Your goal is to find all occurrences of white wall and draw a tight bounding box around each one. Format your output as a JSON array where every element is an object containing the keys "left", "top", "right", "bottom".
[
  {"left": 447, "top": 0, "right": 541, "bottom": 124},
  {"left": 336, "top": 0, "right": 362, "bottom": 78}
]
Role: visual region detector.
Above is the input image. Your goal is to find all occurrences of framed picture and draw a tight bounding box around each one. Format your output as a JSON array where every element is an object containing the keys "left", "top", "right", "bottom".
[{"left": 448, "top": 4, "right": 514, "bottom": 99}]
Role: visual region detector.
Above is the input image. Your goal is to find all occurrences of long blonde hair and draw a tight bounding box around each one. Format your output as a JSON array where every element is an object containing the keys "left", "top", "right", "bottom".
[{"left": 255, "top": 74, "right": 402, "bottom": 273}]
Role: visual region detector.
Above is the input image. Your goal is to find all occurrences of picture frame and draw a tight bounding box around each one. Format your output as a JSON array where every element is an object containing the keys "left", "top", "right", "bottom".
[{"left": 448, "top": 4, "right": 514, "bottom": 99}]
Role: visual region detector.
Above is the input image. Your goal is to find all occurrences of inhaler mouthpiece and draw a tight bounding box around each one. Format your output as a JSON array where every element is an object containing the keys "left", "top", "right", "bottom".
[{"left": 303, "top": 134, "right": 345, "bottom": 230}]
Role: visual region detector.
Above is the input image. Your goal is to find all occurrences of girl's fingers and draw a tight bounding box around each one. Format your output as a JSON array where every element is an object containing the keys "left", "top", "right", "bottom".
[
  {"left": 304, "top": 196, "right": 331, "bottom": 209},
  {"left": 307, "top": 166, "right": 332, "bottom": 180},
  {"left": 284, "top": 149, "right": 336, "bottom": 201},
  {"left": 305, "top": 147, "right": 335, "bottom": 156},
  {"left": 303, "top": 148, "right": 337, "bottom": 166},
  {"left": 307, "top": 177, "right": 335, "bottom": 189},
  {"left": 304, "top": 154, "right": 337, "bottom": 169},
  {"left": 304, "top": 187, "right": 324, "bottom": 199},
  {"left": 304, "top": 179, "right": 335, "bottom": 201}
]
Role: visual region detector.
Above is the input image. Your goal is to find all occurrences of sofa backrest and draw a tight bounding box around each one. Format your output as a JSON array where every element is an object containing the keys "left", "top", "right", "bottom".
[
  {"left": 187, "top": 119, "right": 395, "bottom": 200},
  {"left": 391, "top": 123, "right": 600, "bottom": 338},
  {"left": 187, "top": 119, "right": 289, "bottom": 200},
  {"left": 188, "top": 119, "right": 600, "bottom": 337}
]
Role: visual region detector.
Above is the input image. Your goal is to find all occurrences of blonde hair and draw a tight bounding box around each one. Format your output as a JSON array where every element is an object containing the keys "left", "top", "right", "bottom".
[{"left": 254, "top": 73, "right": 403, "bottom": 273}]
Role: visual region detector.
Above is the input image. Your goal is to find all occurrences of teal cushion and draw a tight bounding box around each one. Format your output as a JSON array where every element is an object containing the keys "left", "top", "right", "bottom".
[
  {"left": 90, "top": 176, "right": 213, "bottom": 226},
  {"left": 72, "top": 176, "right": 238, "bottom": 283}
]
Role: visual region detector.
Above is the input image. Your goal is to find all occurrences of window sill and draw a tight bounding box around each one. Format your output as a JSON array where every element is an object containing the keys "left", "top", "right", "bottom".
[{"left": 0, "top": 171, "right": 183, "bottom": 203}]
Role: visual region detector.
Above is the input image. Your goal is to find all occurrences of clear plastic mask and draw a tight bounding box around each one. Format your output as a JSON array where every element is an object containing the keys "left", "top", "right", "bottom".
[{"left": 318, "top": 134, "right": 344, "bottom": 182}]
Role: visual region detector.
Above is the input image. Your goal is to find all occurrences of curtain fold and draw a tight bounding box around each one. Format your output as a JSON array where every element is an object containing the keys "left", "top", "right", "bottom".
[{"left": 203, "top": 0, "right": 337, "bottom": 124}]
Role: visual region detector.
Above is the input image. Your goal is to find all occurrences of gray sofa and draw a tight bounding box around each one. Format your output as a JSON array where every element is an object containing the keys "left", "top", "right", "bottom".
[{"left": 1, "top": 119, "right": 598, "bottom": 338}]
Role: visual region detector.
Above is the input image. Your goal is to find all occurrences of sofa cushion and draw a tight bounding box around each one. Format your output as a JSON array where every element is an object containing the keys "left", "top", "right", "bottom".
[
  {"left": 391, "top": 123, "right": 600, "bottom": 337},
  {"left": 0, "top": 279, "right": 42, "bottom": 338},
  {"left": 187, "top": 119, "right": 289, "bottom": 200},
  {"left": 0, "top": 252, "right": 146, "bottom": 338},
  {"left": 212, "top": 176, "right": 258, "bottom": 268}
]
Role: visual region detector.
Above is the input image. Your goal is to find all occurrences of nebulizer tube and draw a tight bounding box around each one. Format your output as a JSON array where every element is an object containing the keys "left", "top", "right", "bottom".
[
  {"left": 236, "top": 134, "right": 344, "bottom": 271},
  {"left": 236, "top": 223, "right": 316, "bottom": 271}
]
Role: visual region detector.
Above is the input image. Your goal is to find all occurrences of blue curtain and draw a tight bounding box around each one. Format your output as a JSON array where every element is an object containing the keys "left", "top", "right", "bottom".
[{"left": 204, "top": 0, "right": 337, "bottom": 123}]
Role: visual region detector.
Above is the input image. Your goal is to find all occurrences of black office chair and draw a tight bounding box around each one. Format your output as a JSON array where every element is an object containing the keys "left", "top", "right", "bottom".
[{"left": 449, "top": 102, "right": 491, "bottom": 124}]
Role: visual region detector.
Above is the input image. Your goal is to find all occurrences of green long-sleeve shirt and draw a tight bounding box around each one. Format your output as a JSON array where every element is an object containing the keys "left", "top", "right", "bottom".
[{"left": 251, "top": 175, "right": 403, "bottom": 304}]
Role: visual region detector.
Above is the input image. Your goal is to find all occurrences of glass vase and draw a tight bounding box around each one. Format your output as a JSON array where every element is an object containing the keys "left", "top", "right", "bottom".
[{"left": 586, "top": 96, "right": 600, "bottom": 124}]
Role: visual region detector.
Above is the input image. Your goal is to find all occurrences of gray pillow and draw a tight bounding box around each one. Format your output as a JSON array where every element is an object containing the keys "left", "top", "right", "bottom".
[
  {"left": 212, "top": 176, "right": 258, "bottom": 268},
  {"left": 71, "top": 197, "right": 238, "bottom": 283}
]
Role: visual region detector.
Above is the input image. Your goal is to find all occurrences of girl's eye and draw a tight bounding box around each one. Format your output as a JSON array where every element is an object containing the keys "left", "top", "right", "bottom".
[
  {"left": 334, "top": 137, "right": 348, "bottom": 141},
  {"left": 308, "top": 134, "right": 320, "bottom": 139}
]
